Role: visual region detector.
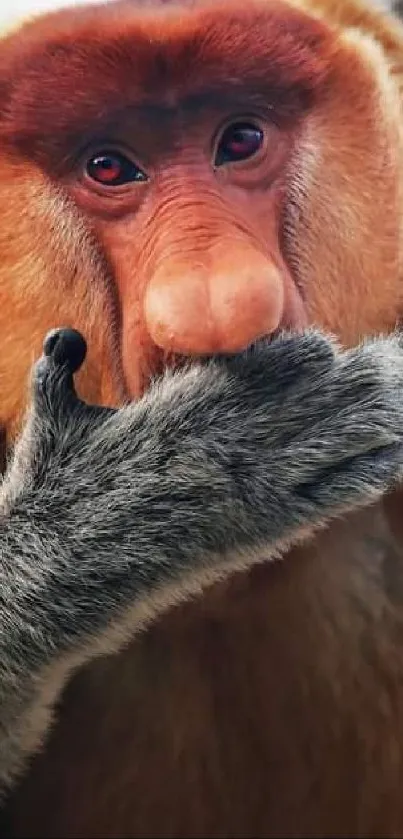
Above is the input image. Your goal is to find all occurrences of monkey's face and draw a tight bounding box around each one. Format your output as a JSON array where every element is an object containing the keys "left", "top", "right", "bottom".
[{"left": 0, "top": 0, "right": 402, "bottom": 437}]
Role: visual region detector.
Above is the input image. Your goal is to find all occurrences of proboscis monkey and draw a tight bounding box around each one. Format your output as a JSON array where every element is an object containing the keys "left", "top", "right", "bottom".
[{"left": 0, "top": 0, "right": 403, "bottom": 836}]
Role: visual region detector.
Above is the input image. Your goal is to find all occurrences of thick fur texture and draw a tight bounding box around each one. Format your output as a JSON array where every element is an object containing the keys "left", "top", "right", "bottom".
[
  {"left": 2, "top": 0, "right": 403, "bottom": 836},
  {"left": 1, "top": 328, "right": 403, "bottom": 796}
]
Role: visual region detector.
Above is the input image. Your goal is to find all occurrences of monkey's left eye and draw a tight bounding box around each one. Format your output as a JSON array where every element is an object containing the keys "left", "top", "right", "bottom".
[
  {"left": 215, "top": 122, "right": 264, "bottom": 166},
  {"left": 85, "top": 151, "right": 147, "bottom": 186}
]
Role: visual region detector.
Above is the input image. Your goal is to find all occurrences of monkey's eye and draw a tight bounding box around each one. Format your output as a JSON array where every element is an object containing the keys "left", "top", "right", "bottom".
[
  {"left": 215, "top": 122, "right": 264, "bottom": 166},
  {"left": 85, "top": 151, "right": 147, "bottom": 186}
]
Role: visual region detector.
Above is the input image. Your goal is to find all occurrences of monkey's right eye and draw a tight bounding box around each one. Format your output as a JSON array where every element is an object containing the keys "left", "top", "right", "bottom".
[{"left": 85, "top": 151, "right": 147, "bottom": 186}]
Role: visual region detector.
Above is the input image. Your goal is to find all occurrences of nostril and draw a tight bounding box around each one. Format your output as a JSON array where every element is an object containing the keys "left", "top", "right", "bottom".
[{"left": 43, "top": 327, "right": 87, "bottom": 373}]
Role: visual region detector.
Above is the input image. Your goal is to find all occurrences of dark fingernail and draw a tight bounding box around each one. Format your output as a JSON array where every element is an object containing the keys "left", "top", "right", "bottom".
[{"left": 43, "top": 328, "right": 87, "bottom": 373}]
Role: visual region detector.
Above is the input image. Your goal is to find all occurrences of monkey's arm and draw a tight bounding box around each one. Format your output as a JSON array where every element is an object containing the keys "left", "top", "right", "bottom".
[{"left": 0, "top": 327, "right": 403, "bottom": 791}]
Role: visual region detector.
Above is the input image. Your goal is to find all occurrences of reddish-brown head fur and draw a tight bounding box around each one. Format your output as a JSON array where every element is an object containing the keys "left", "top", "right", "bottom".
[
  {"left": 0, "top": 0, "right": 337, "bottom": 403},
  {"left": 0, "top": 0, "right": 399, "bottom": 409},
  {"left": 0, "top": 0, "right": 400, "bottom": 411}
]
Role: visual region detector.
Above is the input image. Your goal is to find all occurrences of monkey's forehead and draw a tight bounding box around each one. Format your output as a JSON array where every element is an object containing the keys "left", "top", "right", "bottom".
[{"left": 0, "top": 0, "right": 335, "bottom": 137}]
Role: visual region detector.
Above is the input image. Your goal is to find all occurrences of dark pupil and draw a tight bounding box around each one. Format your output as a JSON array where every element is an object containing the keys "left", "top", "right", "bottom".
[
  {"left": 217, "top": 123, "right": 263, "bottom": 165},
  {"left": 87, "top": 153, "right": 143, "bottom": 185}
]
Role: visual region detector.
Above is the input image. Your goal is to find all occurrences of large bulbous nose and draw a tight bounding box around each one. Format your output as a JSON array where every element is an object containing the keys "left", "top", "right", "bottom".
[{"left": 144, "top": 250, "right": 284, "bottom": 355}]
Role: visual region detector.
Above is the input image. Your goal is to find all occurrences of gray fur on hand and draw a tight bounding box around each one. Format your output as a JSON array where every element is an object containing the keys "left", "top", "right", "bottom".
[{"left": 0, "top": 326, "right": 403, "bottom": 791}]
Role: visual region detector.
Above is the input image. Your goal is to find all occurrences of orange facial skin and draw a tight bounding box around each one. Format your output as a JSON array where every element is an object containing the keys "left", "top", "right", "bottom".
[
  {"left": 0, "top": 0, "right": 401, "bottom": 419},
  {"left": 2, "top": 0, "right": 403, "bottom": 836}
]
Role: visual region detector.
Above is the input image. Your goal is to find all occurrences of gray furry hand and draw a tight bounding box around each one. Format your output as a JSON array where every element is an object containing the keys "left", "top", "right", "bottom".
[
  {"left": 3, "top": 327, "right": 403, "bottom": 652},
  {"left": 0, "top": 327, "right": 403, "bottom": 794}
]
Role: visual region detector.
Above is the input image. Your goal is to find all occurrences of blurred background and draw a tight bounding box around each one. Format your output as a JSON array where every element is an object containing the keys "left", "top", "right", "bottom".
[
  {"left": 0, "top": 0, "right": 103, "bottom": 28},
  {"left": 0, "top": 0, "right": 390, "bottom": 30}
]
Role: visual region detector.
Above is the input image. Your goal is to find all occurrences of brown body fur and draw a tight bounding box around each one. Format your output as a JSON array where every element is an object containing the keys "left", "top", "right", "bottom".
[
  {"left": 2, "top": 0, "right": 403, "bottom": 835},
  {"left": 6, "top": 497, "right": 403, "bottom": 838}
]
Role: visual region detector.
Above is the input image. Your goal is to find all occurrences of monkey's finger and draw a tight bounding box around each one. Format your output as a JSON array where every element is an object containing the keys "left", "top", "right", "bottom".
[
  {"left": 32, "top": 328, "right": 117, "bottom": 431},
  {"left": 32, "top": 327, "right": 87, "bottom": 416},
  {"left": 34, "top": 327, "right": 86, "bottom": 386},
  {"left": 294, "top": 442, "right": 403, "bottom": 512},
  {"left": 43, "top": 327, "right": 87, "bottom": 373},
  {"left": 216, "top": 329, "right": 338, "bottom": 391}
]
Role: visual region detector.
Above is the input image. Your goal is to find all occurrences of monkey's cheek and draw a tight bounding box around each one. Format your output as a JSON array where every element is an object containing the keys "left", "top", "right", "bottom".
[
  {"left": 281, "top": 270, "right": 309, "bottom": 332},
  {"left": 143, "top": 258, "right": 285, "bottom": 355}
]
